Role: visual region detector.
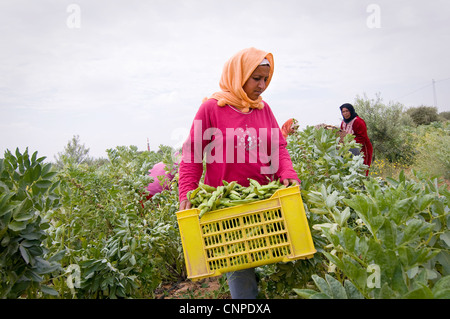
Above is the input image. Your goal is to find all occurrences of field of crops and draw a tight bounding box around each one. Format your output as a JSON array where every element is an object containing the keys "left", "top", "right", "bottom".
[{"left": 1, "top": 126, "right": 449, "bottom": 299}]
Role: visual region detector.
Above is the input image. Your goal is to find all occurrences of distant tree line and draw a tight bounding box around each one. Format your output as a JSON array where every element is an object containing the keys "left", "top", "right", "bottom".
[{"left": 406, "top": 105, "right": 450, "bottom": 126}]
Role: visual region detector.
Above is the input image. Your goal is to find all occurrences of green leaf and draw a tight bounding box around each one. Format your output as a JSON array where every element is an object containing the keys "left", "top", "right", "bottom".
[
  {"left": 35, "top": 180, "right": 53, "bottom": 189},
  {"left": 25, "top": 269, "right": 43, "bottom": 282},
  {"left": 344, "top": 280, "right": 365, "bottom": 299},
  {"left": 344, "top": 195, "right": 383, "bottom": 236},
  {"left": 341, "top": 227, "right": 357, "bottom": 254},
  {"left": 21, "top": 239, "right": 40, "bottom": 248},
  {"left": 312, "top": 274, "right": 332, "bottom": 297},
  {"left": 129, "top": 254, "right": 136, "bottom": 266},
  {"left": 42, "top": 171, "right": 57, "bottom": 181},
  {"left": 31, "top": 151, "right": 38, "bottom": 163},
  {"left": 391, "top": 264, "right": 408, "bottom": 295},
  {"left": 386, "top": 177, "right": 399, "bottom": 187},
  {"left": 390, "top": 198, "right": 413, "bottom": 224},
  {"left": 40, "top": 163, "right": 52, "bottom": 176},
  {"left": 341, "top": 256, "right": 368, "bottom": 290},
  {"left": 47, "top": 249, "right": 67, "bottom": 262},
  {"left": 399, "top": 170, "right": 406, "bottom": 183},
  {"left": 13, "top": 210, "right": 35, "bottom": 222},
  {"left": 398, "top": 219, "right": 429, "bottom": 246},
  {"left": 323, "top": 252, "right": 344, "bottom": 271},
  {"left": 432, "top": 275, "right": 450, "bottom": 296},
  {"left": 310, "top": 208, "right": 328, "bottom": 215},
  {"left": 378, "top": 219, "right": 396, "bottom": 249},
  {"left": 402, "top": 286, "right": 434, "bottom": 299},
  {"left": 340, "top": 207, "right": 351, "bottom": 226},
  {"left": 35, "top": 257, "right": 62, "bottom": 274},
  {"left": 310, "top": 292, "right": 331, "bottom": 299},
  {"left": 36, "top": 156, "right": 46, "bottom": 164},
  {"left": 418, "top": 194, "right": 436, "bottom": 211},
  {"left": 15, "top": 148, "right": 23, "bottom": 163},
  {"left": 19, "top": 245, "right": 31, "bottom": 264},
  {"left": 431, "top": 200, "right": 445, "bottom": 216},
  {"left": 0, "top": 192, "right": 15, "bottom": 216},
  {"left": 27, "top": 244, "right": 43, "bottom": 257},
  {"left": 0, "top": 180, "right": 10, "bottom": 192},
  {"left": 293, "top": 288, "right": 319, "bottom": 299},
  {"left": 378, "top": 282, "right": 397, "bottom": 299},
  {"left": 8, "top": 220, "right": 27, "bottom": 232},
  {"left": 434, "top": 289, "right": 450, "bottom": 299},
  {"left": 12, "top": 198, "right": 33, "bottom": 220},
  {"left": 440, "top": 231, "right": 450, "bottom": 247},
  {"left": 21, "top": 232, "right": 43, "bottom": 240},
  {"left": 325, "top": 191, "right": 340, "bottom": 209},
  {"left": 40, "top": 285, "right": 59, "bottom": 296},
  {"left": 31, "top": 164, "right": 42, "bottom": 182},
  {"left": 326, "top": 274, "right": 347, "bottom": 299}
]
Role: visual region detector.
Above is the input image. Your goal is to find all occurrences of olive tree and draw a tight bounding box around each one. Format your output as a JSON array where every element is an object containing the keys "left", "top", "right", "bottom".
[{"left": 353, "top": 93, "right": 415, "bottom": 164}]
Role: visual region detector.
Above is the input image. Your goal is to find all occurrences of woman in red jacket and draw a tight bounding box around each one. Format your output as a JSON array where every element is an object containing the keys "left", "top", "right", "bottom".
[{"left": 340, "top": 103, "right": 373, "bottom": 175}]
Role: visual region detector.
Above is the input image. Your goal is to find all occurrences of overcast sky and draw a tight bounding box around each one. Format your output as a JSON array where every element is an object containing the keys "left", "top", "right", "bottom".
[{"left": 1, "top": 0, "right": 449, "bottom": 160}]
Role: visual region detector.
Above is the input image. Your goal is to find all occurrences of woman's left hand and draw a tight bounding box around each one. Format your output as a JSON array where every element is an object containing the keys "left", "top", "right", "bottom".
[{"left": 282, "top": 178, "right": 300, "bottom": 188}]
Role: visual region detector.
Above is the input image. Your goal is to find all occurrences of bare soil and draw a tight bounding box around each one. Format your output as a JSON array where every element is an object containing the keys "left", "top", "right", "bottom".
[{"left": 155, "top": 277, "right": 231, "bottom": 299}]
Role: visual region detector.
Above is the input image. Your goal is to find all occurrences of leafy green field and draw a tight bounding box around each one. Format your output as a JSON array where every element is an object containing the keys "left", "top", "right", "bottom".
[{"left": 1, "top": 124, "right": 449, "bottom": 299}]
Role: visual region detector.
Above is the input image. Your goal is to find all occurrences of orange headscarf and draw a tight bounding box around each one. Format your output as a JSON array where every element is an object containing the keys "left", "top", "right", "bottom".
[
  {"left": 281, "top": 118, "right": 299, "bottom": 139},
  {"left": 208, "top": 47, "right": 274, "bottom": 111}
]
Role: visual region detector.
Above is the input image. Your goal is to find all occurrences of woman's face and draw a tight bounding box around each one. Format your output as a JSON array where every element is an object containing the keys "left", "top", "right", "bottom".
[
  {"left": 341, "top": 108, "right": 351, "bottom": 120},
  {"left": 243, "top": 65, "right": 270, "bottom": 100}
]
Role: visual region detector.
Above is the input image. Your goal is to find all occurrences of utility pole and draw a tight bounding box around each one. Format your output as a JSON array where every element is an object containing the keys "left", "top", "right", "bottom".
[
  {"left": 432, "top": 79, "right": 437, "bottom": 108},
  {"left": 147, "top": 138, "right": 150, "bottom": 151}
]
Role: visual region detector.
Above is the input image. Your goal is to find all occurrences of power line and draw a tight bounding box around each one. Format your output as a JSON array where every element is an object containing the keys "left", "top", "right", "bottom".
[
  {"left": 394, "top": 83, "right": 432, "bottom": 100},
  {"left": 394, "top": 76, "right": 450, "bottom": 102},
  {"left": 436, "top": 77, "right": 450, "bottom": 83}
]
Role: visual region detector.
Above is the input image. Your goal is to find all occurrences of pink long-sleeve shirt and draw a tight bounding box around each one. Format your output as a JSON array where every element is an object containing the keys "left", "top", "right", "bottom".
[
  {"left": 178, "top": 98, "right": 300, "bottom": 202},
  {"left": 146, "top": 162, "right": 173, "bottom": 196}
]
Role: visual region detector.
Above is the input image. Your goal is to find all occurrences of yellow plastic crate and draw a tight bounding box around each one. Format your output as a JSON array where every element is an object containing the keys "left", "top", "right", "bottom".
[{"left": 176, "top": 185, "right": 316, "bottom": 280}]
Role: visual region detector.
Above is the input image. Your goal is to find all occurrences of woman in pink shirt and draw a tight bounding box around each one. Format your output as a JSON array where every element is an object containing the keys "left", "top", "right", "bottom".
[{"left": 178, "top": 47, "right": 300, "bottom": 299}]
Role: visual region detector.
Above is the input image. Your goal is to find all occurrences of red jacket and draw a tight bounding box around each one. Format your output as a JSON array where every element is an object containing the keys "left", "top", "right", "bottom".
[{"left": 341, "top": 116, "right": 373, "bottom": 172}]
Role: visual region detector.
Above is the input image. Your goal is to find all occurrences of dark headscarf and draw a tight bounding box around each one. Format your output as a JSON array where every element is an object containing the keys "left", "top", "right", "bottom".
[{"left": 340, "top": 103, "right": 358, "bottom": 123}]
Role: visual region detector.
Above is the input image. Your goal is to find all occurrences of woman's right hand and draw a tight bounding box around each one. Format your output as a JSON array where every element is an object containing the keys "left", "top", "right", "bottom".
[{"left": 179, "top": 199, "right": 192, "bottom": 211}]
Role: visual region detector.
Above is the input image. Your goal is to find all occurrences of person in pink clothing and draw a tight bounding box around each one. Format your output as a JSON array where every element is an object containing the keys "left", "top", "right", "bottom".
[
  {"left": 178, "top": 47, "right": 300, "bottom": 299},
  {"left": 141, "top": 152, "right": 181, "bottom": 207},
  {"left": 147, "top": 162, "right": 173, "bottom": 196},
  {"left": 139, "top": 162, "right": 174, "bottom": 208}
]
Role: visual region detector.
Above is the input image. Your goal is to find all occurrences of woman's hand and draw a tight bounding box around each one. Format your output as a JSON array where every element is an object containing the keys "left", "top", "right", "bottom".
[
  {"left": 179, "top": 199, "right": 192, "bottom": 211},
  {"left": 282, "top": 178, "right": 300, "bottom": 188}
]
